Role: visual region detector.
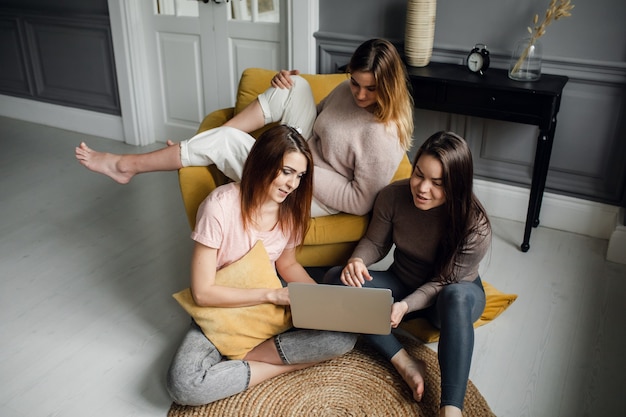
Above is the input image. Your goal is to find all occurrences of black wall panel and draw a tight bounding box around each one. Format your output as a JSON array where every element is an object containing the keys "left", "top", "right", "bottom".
[
  {"left": 0, "top": 1, "right": 119, "bottom": 115},
  {"left": 0, "top": 17, "right": 32, "bottom": 95}
]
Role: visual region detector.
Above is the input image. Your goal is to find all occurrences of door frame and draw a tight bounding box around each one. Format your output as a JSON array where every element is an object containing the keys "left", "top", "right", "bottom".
[{"left": 107, "top": 0, "right": 318, "bottom": 146}]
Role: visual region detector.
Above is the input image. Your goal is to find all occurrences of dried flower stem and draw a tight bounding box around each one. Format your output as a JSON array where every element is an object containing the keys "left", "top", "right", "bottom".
[{"left": 511, "top": 0, "right": 574, "bottom": 75}]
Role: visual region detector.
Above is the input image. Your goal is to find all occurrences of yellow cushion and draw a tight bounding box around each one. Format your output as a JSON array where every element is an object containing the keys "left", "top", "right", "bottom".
[
  {"left": 294, "top": 242, "right": 361, "bottom": 268},
  {"left": 172, "top": 241, "right": 292, "bottom": 360},
  {"left": 196, "top": 107, "right": 234, "bottom": 135},
  {"left": 300, "top": 73, "right": 350, "bottom": 104},
  {"left": 399, "top": 281, "right": 517, "bottom": 343}
]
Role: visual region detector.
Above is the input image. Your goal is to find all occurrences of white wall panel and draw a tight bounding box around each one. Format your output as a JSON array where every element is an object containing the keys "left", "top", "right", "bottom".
[{"left": 157, "top": 32, "right": 205, "bottom": 129}]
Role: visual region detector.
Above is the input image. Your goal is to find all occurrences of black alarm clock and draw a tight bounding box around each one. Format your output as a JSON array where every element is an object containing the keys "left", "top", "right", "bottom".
[{"left": 466, "top": 44, "right": 490, "bottom": 75}]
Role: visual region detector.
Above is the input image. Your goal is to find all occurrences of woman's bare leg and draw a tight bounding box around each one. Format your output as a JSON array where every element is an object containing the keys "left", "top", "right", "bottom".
[
  {"left": 243, "top": 335, "right": 286, "bottom": 365},
  {"left": 75, "top": 141, "right": 182, "bottom": 184},
  {"left": 75, "top": 99, "right": 266, "bottom": 184},
  {"left": 390, "top": 348, "right": 426, "bottom": 402},
  {"left": 440, "top": 405, "right": 463, "bottom": 417},
  {"left": 247, "top": 360, "right": 314, "bottom": 387},
  {"left": 244, "top": 336, "right": 316, "bottom": 387},
  {"left": 223, "top": 99, "right": 266, "bottom": 132}
]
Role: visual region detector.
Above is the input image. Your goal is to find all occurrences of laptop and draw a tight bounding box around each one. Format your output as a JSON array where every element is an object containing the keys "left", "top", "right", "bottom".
[{"left": 288, "top": 282, "right": 393, "bottom": 335}]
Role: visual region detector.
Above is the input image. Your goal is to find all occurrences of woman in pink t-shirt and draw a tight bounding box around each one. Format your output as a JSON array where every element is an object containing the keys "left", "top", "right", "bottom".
[{"left": 166, "top": 125, "right": 356, "bottom": 406}]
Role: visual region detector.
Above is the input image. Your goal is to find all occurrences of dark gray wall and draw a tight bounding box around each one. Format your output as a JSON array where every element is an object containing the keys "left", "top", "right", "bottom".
[
  {"left": 0, "top": 0, "right": 119, "bottom": 114},
  {"left": 317, "top": 0, "right": 626, "bottom": 207},
  {"left": 319, "top": 0, "right": 626, "bottom": 62}
]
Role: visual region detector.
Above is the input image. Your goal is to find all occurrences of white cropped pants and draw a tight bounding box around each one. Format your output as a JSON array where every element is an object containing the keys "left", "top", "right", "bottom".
[{"left": 179, "top": 76, "right": 336, "bottom": 217}]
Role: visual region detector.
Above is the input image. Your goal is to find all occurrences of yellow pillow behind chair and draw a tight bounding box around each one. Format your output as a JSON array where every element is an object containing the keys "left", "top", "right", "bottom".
[{"left": 172, "top": 241, "right": 292, "bottom": 360}]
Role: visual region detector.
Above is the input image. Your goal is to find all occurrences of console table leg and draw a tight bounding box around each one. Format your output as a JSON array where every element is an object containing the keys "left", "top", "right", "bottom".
[
  {"left": 521, "top": 136, "right": 544, "bottom": 252},
  {"left": 521, "top": 201, "right": 534, "bottom": 252}
]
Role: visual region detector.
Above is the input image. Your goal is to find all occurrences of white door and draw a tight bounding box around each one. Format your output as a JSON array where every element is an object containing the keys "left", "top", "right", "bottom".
[
  {"left": 144, "top": 0, "right": 286, "bottom": 142},
  {"left": 205, "top": 0, "right": 286, "bottom": 108}
]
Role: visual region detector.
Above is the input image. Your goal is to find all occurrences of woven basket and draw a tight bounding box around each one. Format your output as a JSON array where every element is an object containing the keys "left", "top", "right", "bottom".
[{"left": 405, "top": 0, "right": 437, "bottom": 67}]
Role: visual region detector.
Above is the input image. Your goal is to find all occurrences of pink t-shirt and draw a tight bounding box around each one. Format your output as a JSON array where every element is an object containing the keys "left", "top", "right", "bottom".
[{"left": 191, "top": 183, "right": 296, "bottom": 269}]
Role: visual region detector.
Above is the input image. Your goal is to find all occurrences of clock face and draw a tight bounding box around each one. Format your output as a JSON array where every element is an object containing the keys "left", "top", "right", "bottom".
[{"left": 468, "top": 52, "right": 484, "bottom": 72}]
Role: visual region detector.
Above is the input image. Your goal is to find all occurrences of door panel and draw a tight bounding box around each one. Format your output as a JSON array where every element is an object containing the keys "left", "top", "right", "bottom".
[
  {"left": 206, "top": 0, "right": 284, "bottom": 107},
  {"left": 146, "top": 0, "right": 285, "bottom": 141},
  {"left": 157, "top": 32, "right": 206, "bottom": 129}
]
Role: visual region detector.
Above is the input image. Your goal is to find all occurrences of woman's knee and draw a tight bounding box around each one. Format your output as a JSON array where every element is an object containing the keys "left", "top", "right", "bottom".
[
  {"left": 438, "top": 283, "right": 480, "bottom": 309},
  {"left": 335, "top": 331, "right": 359, "bottom": 354},
  {"left": 166, "top": 359, "right": 250, "bottom": 406},
  {"left": 313, "top": 331, "right": 357, "bottom": 361},
  {"left": 323, "top": 265, "right": 343, "bottom": 284},
  {"left": 435, "top": 282, "right": 485, "bottom": 325},
  {"left": 277, "top": 329, "right": 357, "bottom": 363},
  {"left": 166, "top": 376, "right": 218, "bottom": 407},
  {"left": 166, "top": 364, "right": 201, "bottom": 406}
]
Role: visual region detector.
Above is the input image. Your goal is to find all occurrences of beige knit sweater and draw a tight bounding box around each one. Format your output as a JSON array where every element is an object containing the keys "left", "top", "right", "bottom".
[{"left": 309, "top": 81, "right": 405, "bottom": 216}]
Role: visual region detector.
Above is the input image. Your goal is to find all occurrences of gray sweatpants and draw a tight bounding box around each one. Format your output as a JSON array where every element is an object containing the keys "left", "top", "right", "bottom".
[{"left": 166, "top": 321, "right": 357, "bottom": 406}]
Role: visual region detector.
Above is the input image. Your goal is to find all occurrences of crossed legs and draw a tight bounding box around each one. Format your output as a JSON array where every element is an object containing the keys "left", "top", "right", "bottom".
[{"left": 167, "top": 322, "right": 356, "bottom": 406}]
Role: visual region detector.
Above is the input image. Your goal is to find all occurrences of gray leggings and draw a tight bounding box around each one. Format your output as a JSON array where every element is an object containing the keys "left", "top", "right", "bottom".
[
  {"left": 325, "top": 267, "right": 486, "bottom": 410},
  {"left": 166, "top": 322, "right": 357, "bottom": 406}
]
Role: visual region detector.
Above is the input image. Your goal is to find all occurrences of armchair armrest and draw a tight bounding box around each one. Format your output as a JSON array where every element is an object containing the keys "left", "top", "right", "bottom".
[
  {"left": 179, "top": 107, "right": 236, "bottom": 229},
  {"left": 197, "top": 107, "right": 234, "bottom": 133}
]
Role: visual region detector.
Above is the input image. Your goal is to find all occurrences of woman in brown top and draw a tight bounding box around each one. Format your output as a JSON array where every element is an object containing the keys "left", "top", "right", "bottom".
[{"left": 325, "top": 131, "right": 491, "bottom": 417}]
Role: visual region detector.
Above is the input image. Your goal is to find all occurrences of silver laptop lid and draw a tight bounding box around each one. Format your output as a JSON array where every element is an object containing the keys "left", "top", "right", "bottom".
[{"left": 288, "top": 283, "right": 392, "bottom": 335}]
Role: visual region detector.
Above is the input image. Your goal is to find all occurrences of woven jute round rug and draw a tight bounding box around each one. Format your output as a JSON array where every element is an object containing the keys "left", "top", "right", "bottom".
[{"left": 168, "top": 336, "right": 495, "bottom": 417}]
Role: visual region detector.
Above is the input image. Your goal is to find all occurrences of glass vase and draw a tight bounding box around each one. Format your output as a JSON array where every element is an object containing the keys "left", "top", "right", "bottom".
[{"left": 509, "top": 37, "right": 542, "bottom": 81}]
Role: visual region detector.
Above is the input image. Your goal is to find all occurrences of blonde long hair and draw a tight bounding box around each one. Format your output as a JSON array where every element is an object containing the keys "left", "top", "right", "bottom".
[{"left": 347, "top": 38, "right": 414, "bottom": 151}]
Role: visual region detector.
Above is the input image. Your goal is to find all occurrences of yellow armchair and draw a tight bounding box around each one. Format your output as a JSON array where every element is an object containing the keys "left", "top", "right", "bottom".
[{"left": 178, "top": 68, "right": 412, "bottom": 267}]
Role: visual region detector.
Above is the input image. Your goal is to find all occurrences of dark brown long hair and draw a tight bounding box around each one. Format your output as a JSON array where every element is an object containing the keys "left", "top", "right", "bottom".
[
  {"left": 412, "top": 131, "right": 490, "bottom": 283},
  {"left": 239, "top": 125, "right": 313, "bottom": 245},
  {"left": 346, "top": 38, "right": 413, "bottom": 151}
]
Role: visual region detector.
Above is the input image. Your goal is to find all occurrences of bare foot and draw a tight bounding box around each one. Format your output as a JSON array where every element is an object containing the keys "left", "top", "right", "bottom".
[
  {"left": 391, "top": 349, "right": 426, "bottom": 402},
  {"left": 75, "top": 142, "right": 134, "bottom": 184}
]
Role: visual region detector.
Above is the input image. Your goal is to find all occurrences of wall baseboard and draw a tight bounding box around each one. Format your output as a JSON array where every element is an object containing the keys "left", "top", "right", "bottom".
[
  {"left": 607, "top": 209, "right": 626, "bottom": 265},
  {"left": 0, "top": 94, "right": 124, "bottom": 141},
  {"left": 474, "top": 179, "right": 625, "bottom": 264}
]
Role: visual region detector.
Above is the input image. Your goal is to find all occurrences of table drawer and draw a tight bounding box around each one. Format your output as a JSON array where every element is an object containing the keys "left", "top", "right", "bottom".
[{"left": 445, "top": 85, "right": 547, "bottom": 114}]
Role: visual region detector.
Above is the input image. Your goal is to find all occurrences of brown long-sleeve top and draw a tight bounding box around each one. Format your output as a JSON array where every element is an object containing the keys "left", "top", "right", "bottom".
[{"left": 350, "top": 179, "right": 491, "bottom": 313}]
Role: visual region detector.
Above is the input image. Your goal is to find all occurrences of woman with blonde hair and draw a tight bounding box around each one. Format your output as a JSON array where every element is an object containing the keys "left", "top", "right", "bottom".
[{"left": 76, "top": 38, "right": 413, "bottom": 217}]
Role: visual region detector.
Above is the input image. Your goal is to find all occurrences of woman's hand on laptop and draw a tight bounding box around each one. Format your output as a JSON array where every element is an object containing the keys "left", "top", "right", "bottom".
[{"left": 341, "top": 257, "right": 372, "bottom": 287}]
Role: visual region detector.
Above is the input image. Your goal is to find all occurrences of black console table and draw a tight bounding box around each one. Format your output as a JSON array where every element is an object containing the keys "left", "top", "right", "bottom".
[{"left": 407, "top": 62, "right": 568, "bottom": 252}]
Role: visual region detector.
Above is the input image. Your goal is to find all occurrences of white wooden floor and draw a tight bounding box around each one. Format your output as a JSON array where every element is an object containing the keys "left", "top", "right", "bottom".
[{"left": 1, "top": 116, "right": 625, "bottom": 417}]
